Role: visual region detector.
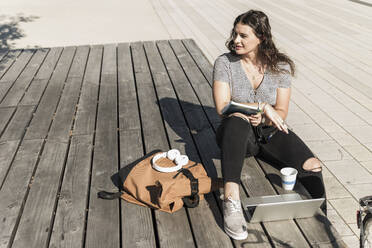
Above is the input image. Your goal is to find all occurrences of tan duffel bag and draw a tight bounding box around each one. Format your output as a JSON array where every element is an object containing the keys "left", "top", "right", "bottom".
[{"left": 98, "top": 150, "right": 219, "bottom": 213}]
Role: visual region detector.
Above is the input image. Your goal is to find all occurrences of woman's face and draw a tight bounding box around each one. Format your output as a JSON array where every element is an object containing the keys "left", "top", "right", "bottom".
[{"left": 233, "top": 23, "right": 261, "bottom": 55}]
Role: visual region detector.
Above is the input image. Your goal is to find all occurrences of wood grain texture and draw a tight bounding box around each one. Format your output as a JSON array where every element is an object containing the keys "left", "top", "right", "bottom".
[
  {"left": 24, "top": 47, "right": 76, "bottom": 140},
  {"left": 0, "top": 38, "right": 349, "bottom": 247},
  {"left": 73, "top": 45, "right": 102, "bottom": 136},
  {"left": 0, "top": 139, "right": 43, "bottom": 248},
  {"left": 0, "top": 49, "right": 48, "bottom": 107},
  {"left": 118, "top": 42, "right": 156, "bottom": 248},
  {"left": 48, "top": 46, "right": 89, "bottom": 143},
  {"left": 21, "top": 47, "right": 63, "bottom": 106},
  {"left": 0, "top": 50, "right": 22, "bottom": 81},
  {"left": 12, "top": 140, "right": 69, "bottom": 248},
  {"left": 0, "top": 50, "right": 34, "bottom": 103},
  {"left": 0, "top": 140, "right": 20, "bottom": 187},
  {"left": 0, "top": 107, "right": 15, "bottom": 135},
  {"left": 49, "top": 135, "right": 93, "bottom": 248},
  {"left": 0, "top": 105, "right": 35, "bottom": 141},
  {"left": 119, "top": 130, "right": 156, "bottom": 248},
  {"left": 169, "top": 39, "right": 220, "bottom": 130},
  {"left": 132, "top": 41, "right": 195, "bottom": 248},
  {"left": 85, "top": 44, "right": 120, "bottom": 248},
  {"left": 182, "top": 39, "right": 213, "bottom": 85}
]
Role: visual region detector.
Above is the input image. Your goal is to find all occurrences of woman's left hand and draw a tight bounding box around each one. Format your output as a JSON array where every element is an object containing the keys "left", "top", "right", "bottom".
[{"left": 247, "top": 113, "right": 262, "bottom": 126}]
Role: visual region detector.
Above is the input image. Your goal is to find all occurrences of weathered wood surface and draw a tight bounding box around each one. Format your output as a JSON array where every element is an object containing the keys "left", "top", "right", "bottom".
[
  {"left": 85, "top": 44, "right": 120, "bottom": 248},
  {"left": 0, "top": 40, "right": 346, "bottom": 248},
  {"left": 117, "top": 43, "right": 156, "bottom": 248}
]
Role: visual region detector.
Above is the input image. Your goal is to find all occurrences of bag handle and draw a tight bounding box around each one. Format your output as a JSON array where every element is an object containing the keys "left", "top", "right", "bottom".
[{"left": 97, "top": 191, "right": 123, "bottom": 200}]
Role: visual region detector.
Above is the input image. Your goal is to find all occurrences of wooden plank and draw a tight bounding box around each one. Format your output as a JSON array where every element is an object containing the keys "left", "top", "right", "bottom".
[
  {"left": 85, "top": 44, "right": 120, "bottom": 248},
  {"left": 9, "top": 47, "right": 83, "bottom": 247},
  {"left": 11, "top": 140, "right": 69, "bottom": 248},
  {"left": 119, "top": 130, "right": 156, "bottom": 248},
  {"left": 21, "top": 47, "right": 63, "bottom": 106},
  {"left": 0, "top": 139, "right": 43, "bottom": 248},
  {"left": 0, "top": 107, "right": 15, "bottom": 135},
  {"left": 258, "top": 159, "right": 347, "bottom": 247},
  {"left": 0, "top": 50, "right": 22, "bottom": 80},
  {"left": 182, "top": 39, "right": 213, "bottom": 84},
  {"left": 0, "top": 49, "right": 48, "bottom": 107},
  {"left": 156, "top": 40, "right": 220, "bottom": 178},
  {"left": 169, "top": 40, "right": 220, "bottom": 130},
  {"left": 0, "top": 50, "right": 35, "bottom": 102},
  {"left": 0, "top": 105, "right": 34, "bottom": 187},
  {"left": 0, "top": 50, "right": 8, "bottom": 62},
  {"left": 132, "top": 41, "right": 195, "bottom": 248},
  {"left": 0, "top": 140, "right": 20, "bottom": 188},
  {"left": 49, "top": 134, "right": 93, "bottom": 248},
  {"left": 156, "top": 40, "right": 271, "bottom": 247},
  {"left": 49, "top": 46, "right": 101, "bottom": 248},
  {"left": 0, "top": 50, "right": 34, "bottom": 84},
  {"left": 34, "top": 48, "right": 64, "bottom": 80},
  {"left": 73, "top": 45, "right": 102, "bottom": 136},
  {"left": 145, "top": 40, "right": 234, "bottom": 248},
  {"left": 0, "top": 106, "right": 35, "bottom": 141},
  {"left": 24, "top": 47, "right": 76, "bottom": 140},
  {"left": 48, "top": 46, "right": 90, "bottom": 143},
  {"left": 117, "top": 42, "right": 156, "bottom": 248}
]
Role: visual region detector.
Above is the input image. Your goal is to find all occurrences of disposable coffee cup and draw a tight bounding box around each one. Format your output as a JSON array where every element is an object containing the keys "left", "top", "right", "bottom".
[{"left": 280, "top": 167, "right": 298, "bottom": 190}]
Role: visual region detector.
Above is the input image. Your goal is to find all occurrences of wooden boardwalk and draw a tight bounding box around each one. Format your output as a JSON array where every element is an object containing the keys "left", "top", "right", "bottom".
[{"left": 0, "top": 39, "right": 347, "bottom": 247}]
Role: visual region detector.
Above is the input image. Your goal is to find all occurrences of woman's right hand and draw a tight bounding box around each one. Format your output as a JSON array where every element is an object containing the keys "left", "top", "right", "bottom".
[{"left": 263, "top": 104, "right": 289, "bottom": 134}]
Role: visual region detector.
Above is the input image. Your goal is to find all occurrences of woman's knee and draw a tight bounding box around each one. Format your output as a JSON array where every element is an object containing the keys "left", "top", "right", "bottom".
[
  {"left": 302, "top": 157, "right": 322, "bottom": 172},
  {"left": 228, "top": 112, "right": 251, "bottom": 123}
]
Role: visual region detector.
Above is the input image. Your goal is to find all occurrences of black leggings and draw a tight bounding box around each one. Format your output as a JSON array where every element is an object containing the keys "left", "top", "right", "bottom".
[{"left": 216, "top": 116, "right": 326, "bottom": 212}]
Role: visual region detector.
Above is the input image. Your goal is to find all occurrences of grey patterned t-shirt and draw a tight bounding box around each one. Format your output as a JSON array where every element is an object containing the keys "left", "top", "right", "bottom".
[{"left": 213, "top": 52, "right": 291, "bottom": 106}]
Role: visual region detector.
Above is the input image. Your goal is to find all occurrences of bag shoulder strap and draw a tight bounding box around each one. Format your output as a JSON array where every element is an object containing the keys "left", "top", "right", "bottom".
[{"left": 175, "top": 168, "right": 200, "bottom": 208}]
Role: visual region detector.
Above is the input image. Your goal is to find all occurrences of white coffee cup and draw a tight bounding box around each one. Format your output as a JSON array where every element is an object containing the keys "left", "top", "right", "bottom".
[{"left": 280, "top": 167, "right": 298, "bottom": 190}]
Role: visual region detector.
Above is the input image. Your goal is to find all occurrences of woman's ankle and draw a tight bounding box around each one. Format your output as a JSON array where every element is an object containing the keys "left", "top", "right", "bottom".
[{"left": 224, "top": 182, "right": 240, "bottom": 201}]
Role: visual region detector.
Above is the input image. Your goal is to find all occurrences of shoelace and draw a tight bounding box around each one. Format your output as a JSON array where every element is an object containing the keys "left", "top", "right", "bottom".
[{"left": 225, "top": 196, "right": 242, "bottom": 214}]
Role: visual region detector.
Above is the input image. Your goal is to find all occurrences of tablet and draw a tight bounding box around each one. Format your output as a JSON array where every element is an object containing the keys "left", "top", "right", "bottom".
[
  {"left": 242, "top": 194, "right": 325, "bottom": 223},
  {"left": 221, "top": 101, "right": 260, "bottom": 116}
]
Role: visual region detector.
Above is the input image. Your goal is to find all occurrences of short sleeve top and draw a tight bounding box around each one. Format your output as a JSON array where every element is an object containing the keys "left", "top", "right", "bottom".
[{"left": 213, "top": 52, "right": 291, "bottom": 106}]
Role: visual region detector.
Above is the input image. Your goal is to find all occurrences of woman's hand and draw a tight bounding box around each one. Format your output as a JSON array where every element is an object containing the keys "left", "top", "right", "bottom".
[
  {"left": 263, "top": 104, "right": 289, "bottom": 134},
  {"left": 247, "top": 113, "right": 262, "bottom": 126}
]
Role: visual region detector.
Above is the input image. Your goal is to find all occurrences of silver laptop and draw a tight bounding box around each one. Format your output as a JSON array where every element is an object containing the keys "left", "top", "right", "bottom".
[{"left": 242, "top": 193, "right": 325, "bottom": 223}]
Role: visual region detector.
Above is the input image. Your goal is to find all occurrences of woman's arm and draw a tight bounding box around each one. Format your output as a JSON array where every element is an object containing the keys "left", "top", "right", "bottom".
[
  {"left": 271, "top": 87, "right": 291, "bottom": 121},
  {"left": 212, "top": 80, "right": 231, "bottom": 117},
  {"left": 260, "top": 87, "right": 290, "bottom": 132}
]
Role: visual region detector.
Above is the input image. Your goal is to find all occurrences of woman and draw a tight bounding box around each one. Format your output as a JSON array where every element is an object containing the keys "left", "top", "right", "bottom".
[{"left": 213, "top": 10, "right": 326, "bottom": 240}]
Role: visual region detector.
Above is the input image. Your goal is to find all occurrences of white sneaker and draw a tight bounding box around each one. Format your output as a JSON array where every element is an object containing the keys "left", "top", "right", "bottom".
[{"left": 222, "top": 196, "right": 248, "bottom": 240}]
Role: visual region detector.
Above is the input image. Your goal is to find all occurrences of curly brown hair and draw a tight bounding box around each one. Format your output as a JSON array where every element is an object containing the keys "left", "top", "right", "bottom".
[{"left": 226, "top": 10, "right": 295, "bottom": 76}]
